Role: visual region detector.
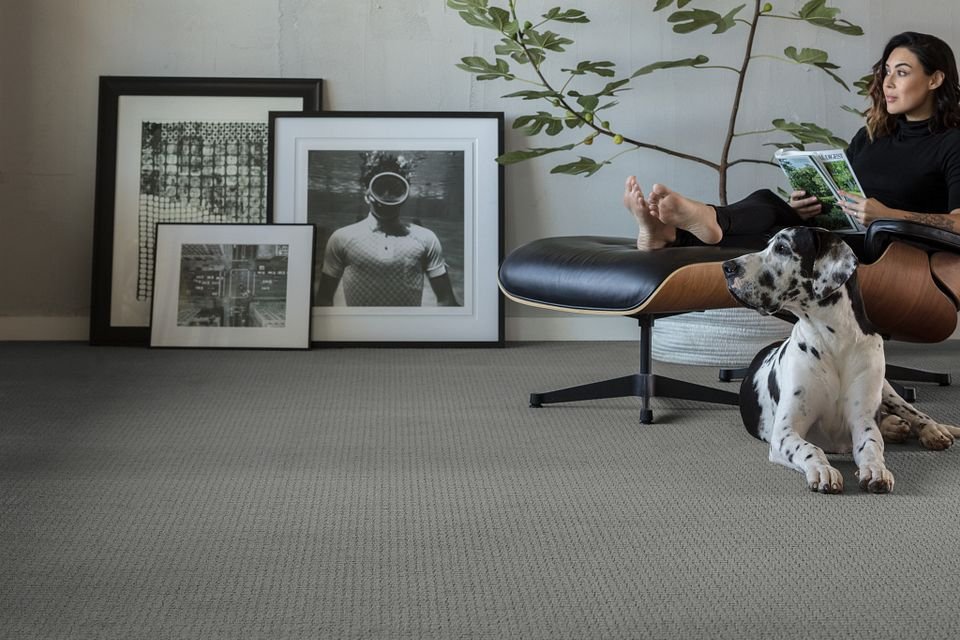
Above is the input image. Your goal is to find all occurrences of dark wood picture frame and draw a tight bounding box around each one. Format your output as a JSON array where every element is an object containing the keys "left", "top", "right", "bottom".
[
  {"left": 268, "top": 111, "right": 504, "bottom": 347},
  {"left": 89, "top": 76, "right": 322, "bottom": 346}
]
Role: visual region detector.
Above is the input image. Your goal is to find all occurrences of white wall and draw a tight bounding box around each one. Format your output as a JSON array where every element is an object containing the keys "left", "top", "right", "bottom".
[{"left": 0, "top": 0, "right": 958, "bottom": 340}]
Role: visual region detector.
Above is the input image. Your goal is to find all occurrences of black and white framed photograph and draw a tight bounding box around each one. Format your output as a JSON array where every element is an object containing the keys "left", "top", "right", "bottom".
[
  {"left": 90, "top": 76, "right": 323, "bottom": 346},
  {"left": 269, "top": 112, "right": 503, "bottom": 346},
  {"left": 150, "top": 223, "right": 314, "bottom": 349}
]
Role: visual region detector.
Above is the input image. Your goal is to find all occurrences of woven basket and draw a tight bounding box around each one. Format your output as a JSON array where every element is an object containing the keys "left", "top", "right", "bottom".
[{"left": 651, "top": 308, "right": 792, "bottom": 367}]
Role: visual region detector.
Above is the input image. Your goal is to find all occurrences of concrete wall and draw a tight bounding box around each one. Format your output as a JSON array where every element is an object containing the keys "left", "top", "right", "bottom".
[{"left": 1, "top": 1, "right": 958, "bottom": 340}]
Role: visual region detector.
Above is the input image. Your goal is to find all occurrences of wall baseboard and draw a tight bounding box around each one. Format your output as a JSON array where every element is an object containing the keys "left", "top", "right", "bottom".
[
  {"left": 506, "top": 316, "right": 641, "bottom": 341},
  {"left": 0, "top": 317, "right": 89, "bottom": 341},
  {"left": 0, "top": 315, "right": 641, "bottom": 342},
  {"left": 2, "top": 315, "right": 960, "bottom": 343}
]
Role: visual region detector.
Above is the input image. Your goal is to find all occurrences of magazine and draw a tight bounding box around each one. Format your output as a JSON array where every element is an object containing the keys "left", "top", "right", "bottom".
[{"left": 774, "top": 148, "right": 867, "bottom": 233}]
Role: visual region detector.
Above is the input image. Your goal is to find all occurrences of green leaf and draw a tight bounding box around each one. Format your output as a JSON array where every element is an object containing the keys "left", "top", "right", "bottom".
[
  {"left": 501, "top": 89, "right": 562, "bottom": 101},
  {"left": 542, "top": 7, "right": 590, "bottom": 23},
  {"left": 513, "top": 111, "right": 566, "bottom": 136},
  {"left": 457, "top": 10, "right": 497, "bottom": 30},
  {"left": 595, "top": 100, "right": 619, "bottom": 113},
  {"left": 488, "top": 6, "right": 519, "bottom": 35},
  {"left": 763, "top": 141, "right": 807, "bottom": 150},
  {"left": 527, "top": 48, "right": 546, "bottom": 67},
  {"left": 560, "top": 93, "right": 618, "bottom": 115},
  {"left": 784, "top": 46, "right": 828, "bottom": 65},
  {"left": 797, "top": 0, "right": 839, "bottom": 20},
  {"left": 455, "top": 56, "right": 514, "bottom": 81},
  {"left": 446, "top": 0, "right": 490, "bottom": 10},
  {"left": 447, "top": 2, "right": 519, "bottom": 36},
  {"left": 654, "top": 0, "right": 694, "bottom": 10},
  {"left": 771, "top": 119, "right": 848, "bottom": 148},
  {"left": 497, "top": 144, "right": 576, "bottom": 164},
  {"left": 598, "top": 79, "right": 631, "bottom": 96},
  {"left": 522, "top": 28, "right": 574, "bottom": 52},
  {"left": 784, "top": 47, "right": 849, "bottom": 91},
  {"left": 494, "top": 38, "right": 544, "bottom": 65},
  {"left": 576, "top": 94, "right": 600, "bottom": 112},
  {"left": 841, "top": 104, "right": 867, "bottom": 117},
  {"left": 795, "top": 0, "right": 863, "bottom": 36},
  {"left": 550, "top": 156, "right": 610, "bottom": 177},
  {"left": 494, "top": 38, "right": 523, "bottom": 56},
  {"left": 853, "top": 73, "right": 872, "bottom": 97},
  {"left": 632, "top": 55, "right": 709, "bottom": 77},
  {"left": 668, "top": 9, "right": 721, "bottom": 33},
  {"left": 562, "top": 60, "right": 617, "bottom": 77},
  {"left": 817, "top": 65, "right": 850, "bottom": 91},
  {"left": 719, "top": 4, "right": 747, "bottom": 32},
  {"left": 668, "top": 5, "right": 744, "bottom": 34},
  {"left": 446, "top": 1, "right": 520, "bottom": 35}
]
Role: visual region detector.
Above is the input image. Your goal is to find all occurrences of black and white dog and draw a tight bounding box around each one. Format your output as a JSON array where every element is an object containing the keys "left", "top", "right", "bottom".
[{"left": 722, "top": 226, "right": 960, "bottom": 494}]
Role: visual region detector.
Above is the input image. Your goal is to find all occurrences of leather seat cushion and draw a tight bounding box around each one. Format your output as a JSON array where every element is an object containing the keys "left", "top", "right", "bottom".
[{"left": 498, "top": 236, "right": 751, "bottom": 312}]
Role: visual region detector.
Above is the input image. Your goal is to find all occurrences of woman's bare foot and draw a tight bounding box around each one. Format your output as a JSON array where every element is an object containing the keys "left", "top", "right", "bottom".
[
  {"left": 623, "top": 176, "right": 676, "bottom": 250},
  {"left": 648, "top": 184, "right": 723, "bottom": 245}
]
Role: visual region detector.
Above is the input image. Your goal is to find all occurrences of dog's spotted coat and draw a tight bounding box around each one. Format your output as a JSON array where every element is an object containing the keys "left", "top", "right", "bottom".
[{"left": 723, "top": 227, "right": 960, "bottom": 494}]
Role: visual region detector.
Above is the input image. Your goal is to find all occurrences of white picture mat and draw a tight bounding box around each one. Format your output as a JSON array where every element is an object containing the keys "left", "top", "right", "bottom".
[
  {"left": 111, "top": 95, "right": 304, "bottom": 327},
  {"left": 272, "top": 116, "right": 500, "bottom": 342},
  {"left": 150, "top": 224, "right": 313, "bottom": 348}
]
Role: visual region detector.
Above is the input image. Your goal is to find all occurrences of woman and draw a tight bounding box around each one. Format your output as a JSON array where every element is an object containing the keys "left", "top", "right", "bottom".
[{"left": 625, "top": 31, "right": 960, "bottom": 251}]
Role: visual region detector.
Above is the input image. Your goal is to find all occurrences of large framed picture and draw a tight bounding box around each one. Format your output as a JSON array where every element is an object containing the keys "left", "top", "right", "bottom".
[
  {"left": 90, "top": 76, "right": 323, "bottom": 346},
  {"left": 269, "top": 112, "right": 504, "bottom": 346},
  {"left": 150, "top": 223, "right": 314, "bottom": 349}
]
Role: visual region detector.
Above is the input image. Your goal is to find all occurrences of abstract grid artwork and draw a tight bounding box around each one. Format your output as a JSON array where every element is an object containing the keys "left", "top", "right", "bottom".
[{"left": 137, "top": 121, "right": 269, "bottom": 300}]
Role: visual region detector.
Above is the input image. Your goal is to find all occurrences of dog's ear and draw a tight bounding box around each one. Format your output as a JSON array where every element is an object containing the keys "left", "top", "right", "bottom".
[{"left": 810, "top": 228, "right": 858, "bottom": 299}]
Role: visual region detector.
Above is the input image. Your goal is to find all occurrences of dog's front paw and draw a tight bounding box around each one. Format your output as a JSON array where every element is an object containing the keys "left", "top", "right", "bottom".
[
  {"left": 806, "top": 465, "right": 843, "bottom": 494},
  {"left": 879, "top": 414, "right": 910, "bottom": 443},
  {"left": 918, "top": 423, "right": 956, "bottom": 451},
  {"left": 856, "top": 464, "right": 895, "bottom": 493}
]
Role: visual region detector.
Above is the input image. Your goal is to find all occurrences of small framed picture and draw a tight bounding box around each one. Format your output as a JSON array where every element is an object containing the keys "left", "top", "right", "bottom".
[
  {"left": 269, "top": 111, "right": 504, "bottom": 346},
  {"left": 150, "top": 223, "right": 315, "bottom": 349},
  {"left": 90, "top": 76, "right": 323, "bottom": 346}
]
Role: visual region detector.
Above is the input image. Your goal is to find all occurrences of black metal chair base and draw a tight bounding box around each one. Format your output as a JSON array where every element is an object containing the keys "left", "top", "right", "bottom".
[
  {"left": 885, "top": 364, "right": 951, "bottom": 386},
  {"left": 718, "top": 365, "right": 932, "bottom": 403},
  {"left": 528, "top": 316, "right": 739, "bottom": 424},
  {"left": 529, "top": 372, "right": 739, "bottom": 424}
]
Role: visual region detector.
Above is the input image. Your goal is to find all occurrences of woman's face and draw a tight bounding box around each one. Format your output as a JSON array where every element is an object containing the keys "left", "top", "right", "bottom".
[{"left": 882, "top": 46, "right": 944, "bottom": 121}]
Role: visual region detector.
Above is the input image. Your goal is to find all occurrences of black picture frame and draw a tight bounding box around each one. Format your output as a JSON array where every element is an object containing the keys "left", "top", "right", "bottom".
[
  {"left": 268, "top": 111, "right": 504, "bottom": 347},
  {"left": 89, "top": 76, "right": 323, "bottom": 346}
]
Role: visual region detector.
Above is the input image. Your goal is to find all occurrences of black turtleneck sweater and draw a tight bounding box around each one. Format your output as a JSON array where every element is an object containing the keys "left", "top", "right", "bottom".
[{"left": 846, "top": 119, "right": 960, "bottom": 214}]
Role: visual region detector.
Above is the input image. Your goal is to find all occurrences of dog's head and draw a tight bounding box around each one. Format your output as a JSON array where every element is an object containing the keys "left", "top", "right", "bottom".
[{"left": 722, "top": 227, "right": 858, "bottom": 315}]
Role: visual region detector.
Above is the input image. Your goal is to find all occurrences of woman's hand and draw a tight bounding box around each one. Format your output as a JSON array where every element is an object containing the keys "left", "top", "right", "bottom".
[
  {"left": 789, "top": 190, "right": 823, "bottom": 220},
  {"left": 837, "top": 191, "right": 894, "bottom": 225}
]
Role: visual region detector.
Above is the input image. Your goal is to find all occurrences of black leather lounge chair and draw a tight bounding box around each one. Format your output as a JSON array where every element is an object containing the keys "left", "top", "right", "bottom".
[{"left": 498, "top": 223, "right": 960, "bottom": 424}]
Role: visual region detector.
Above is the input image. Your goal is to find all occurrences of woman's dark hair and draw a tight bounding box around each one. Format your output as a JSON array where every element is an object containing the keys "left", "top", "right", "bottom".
[{"left": 866, "top": 31, "right": 960, "bottom": 139}]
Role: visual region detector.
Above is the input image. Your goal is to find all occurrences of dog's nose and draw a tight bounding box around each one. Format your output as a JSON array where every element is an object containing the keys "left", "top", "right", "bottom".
[{"left": 722, "top": 260, "right": 742, "bottom": 278}]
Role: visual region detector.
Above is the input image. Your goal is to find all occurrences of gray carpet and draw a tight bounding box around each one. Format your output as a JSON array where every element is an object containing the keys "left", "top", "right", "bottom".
[{"left": 2, "top": 340, "right": 960, "bottom": 640}]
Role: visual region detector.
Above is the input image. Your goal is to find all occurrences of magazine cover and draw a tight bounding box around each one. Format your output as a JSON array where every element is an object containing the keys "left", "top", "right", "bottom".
[
  {"left": 775, "top": 149, "right": 865, "bottom": 233},
  {"left": 816, "top": 150, "right": 866, "bottom": 200}
]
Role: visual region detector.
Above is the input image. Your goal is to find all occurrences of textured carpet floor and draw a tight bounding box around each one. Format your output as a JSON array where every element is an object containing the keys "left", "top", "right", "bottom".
[{"left": 2, "top": 340, "right": 960, "bottom": 639}]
